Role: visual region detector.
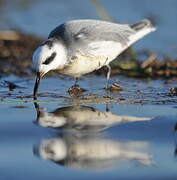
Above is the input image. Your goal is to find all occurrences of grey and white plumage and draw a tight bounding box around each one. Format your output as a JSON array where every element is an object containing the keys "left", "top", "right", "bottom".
[
  {"left": 35, "top": 105, "right": 152, "bottom": 132},
  {"left": 33, "top": 19, "right": 156, "bottom": 98},
  {"left": 34, "top": 134, "right": 153, "bottom": 171}
]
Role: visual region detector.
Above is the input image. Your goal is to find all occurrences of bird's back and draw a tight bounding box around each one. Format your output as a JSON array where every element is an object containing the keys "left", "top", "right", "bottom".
[
  {"left": 49, "top": 19, "right": 135, "bottom": 46},
  {"left": 48, "top": 19, "right": 155, "bottom": 77}
]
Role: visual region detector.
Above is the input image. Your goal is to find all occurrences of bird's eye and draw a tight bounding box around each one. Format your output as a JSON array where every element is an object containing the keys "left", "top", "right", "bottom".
[
  {"left": 42, "top": 52, "right": 56, "bottom": 65},
  {"left": 41, "top": 40, "right": 53, "bottom": 49}
]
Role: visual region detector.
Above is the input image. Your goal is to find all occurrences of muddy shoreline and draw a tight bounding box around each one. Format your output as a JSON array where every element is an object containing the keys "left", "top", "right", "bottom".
[{"left": 0, "top": 31, "right": 42, "bottom": 76}]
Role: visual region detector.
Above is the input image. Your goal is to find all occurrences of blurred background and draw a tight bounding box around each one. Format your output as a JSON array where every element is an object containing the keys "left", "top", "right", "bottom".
[
  {"left": 1, "top": 2, "right": 177, "bottom": 180},
  {"left": 0, "top": 0, "right": 177, "bottom": 57}
]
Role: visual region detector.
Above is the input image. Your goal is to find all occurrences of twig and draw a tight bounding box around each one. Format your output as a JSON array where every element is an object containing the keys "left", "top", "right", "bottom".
[
  {"left": 90, "top": 0, "right": 114, "bottom": 22},
  {"left": 141, "top": 53, "right": 157, "bottom": 69}
]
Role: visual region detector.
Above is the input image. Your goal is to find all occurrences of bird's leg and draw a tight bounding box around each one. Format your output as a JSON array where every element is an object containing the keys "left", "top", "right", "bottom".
[
  {"left": 74, "top": 77, "right": 79, "bottom": 87},
  {"left": 106, "top": 103, "right": 110, "bottom": 112},
  {"left": 68, "top": 77, "right": 86, "bottom": 96},
  {"left": 105, "top": 64, "right": 111, "bottom": 89}
]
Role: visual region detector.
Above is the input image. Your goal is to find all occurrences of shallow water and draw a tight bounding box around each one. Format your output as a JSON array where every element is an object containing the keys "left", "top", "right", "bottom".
[
  {"left": 0, "top": 75, "right": 177, "bottom": 180},
  {"left": 1, "top": 0, "right": 177, "bottom": 179}
]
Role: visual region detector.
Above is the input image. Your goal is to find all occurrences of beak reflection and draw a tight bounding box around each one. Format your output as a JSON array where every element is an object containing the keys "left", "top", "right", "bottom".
[{"left": 33, "top": 72, "right": 45, "bottom": 100}]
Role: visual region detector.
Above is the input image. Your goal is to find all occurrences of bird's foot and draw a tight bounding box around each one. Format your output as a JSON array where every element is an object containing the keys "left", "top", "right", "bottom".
[
  {"left": 68, "top": 85, "right": 86, "bottom": 96},
  {"left": 105, "top": 83, "right": 124, "bottom": 92}
]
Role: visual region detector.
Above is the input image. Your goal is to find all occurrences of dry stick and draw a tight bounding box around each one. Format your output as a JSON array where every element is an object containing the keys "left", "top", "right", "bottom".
[{"left": 141, "top": 53, "right": 157, "bottom": 69}]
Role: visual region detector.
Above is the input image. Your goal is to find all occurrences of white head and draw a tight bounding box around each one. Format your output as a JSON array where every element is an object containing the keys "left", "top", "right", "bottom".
[
  {"left": 38, "top": 112, "right": 66, "bottom": 128},
  {"left": 38, "top": 138, "right": 67, "bottom": 162},
  {"left": 32, "top": 39, "right": 67, "bottom": 98},
  {"left": 33, "top": 39, "right": 67, "bottom": 75}
]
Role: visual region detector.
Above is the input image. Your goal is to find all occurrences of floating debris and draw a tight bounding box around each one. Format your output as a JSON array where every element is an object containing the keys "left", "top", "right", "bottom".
[
  {"left": 136, "top": 90, "right": 144, "bottom": 94},
  {"left": 3, "top": 80, "right": 18, "bottom": 91},
  {"left": 68, "top": 94, "right": 118, "bottom": 104},
  {"left": 169, "top": 87, "right": 177, "bottom": 95}
]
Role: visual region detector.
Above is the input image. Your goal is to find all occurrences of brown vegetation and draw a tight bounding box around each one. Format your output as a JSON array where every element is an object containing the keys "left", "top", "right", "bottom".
[{"left": 0, "top": 30, "right": 177, "bottom": 78}]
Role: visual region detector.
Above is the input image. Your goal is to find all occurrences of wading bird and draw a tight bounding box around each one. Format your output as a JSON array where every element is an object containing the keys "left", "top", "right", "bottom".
[{"left": 33, "top": 19, "right": 156, "bottom": 98}]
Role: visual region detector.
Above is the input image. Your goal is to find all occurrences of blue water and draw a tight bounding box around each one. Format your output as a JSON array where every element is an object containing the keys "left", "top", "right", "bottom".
[
  {"left": 0, "top": 75, "right": 177, "bottom": 180},
  {"left": 0, "top": 101, "right": 177, "bottom": 180},
  {"left": 1, "top": 0, "right": 177, "bottom": 179}
]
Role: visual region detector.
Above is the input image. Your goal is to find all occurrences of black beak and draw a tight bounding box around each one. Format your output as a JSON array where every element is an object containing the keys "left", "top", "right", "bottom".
[
  {"left": 33, "top": 101, "right": 41, "bottom": 125},
  {"left": 33, "top": 72, "right": 43, "bottom": 100}
]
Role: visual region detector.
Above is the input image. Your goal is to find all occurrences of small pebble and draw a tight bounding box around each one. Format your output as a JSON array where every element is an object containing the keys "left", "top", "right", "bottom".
[
  {"left": 107, "top": 83, "right": 124, "bottom": 91},
  {"left": 169, "top": 87, "right": 177, "bottom": 94}
]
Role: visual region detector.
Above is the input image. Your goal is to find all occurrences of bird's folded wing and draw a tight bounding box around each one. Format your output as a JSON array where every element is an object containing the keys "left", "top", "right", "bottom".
[
  {"left": 49, "top": 20, "right": 136, "bottom": 58},
  {"left": 70, "top": 24, "right": 135, "bottom": 58}
]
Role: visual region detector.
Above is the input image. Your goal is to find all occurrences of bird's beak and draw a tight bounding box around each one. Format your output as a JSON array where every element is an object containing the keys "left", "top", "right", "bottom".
[{"left": 33, "top": 72, "right": 45, "bottom": 100}]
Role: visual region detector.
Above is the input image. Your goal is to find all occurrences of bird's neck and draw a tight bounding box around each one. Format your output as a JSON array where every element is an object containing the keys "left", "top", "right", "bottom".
[{"left": 54, "top": 42, "right": 68, "bottom": 69}]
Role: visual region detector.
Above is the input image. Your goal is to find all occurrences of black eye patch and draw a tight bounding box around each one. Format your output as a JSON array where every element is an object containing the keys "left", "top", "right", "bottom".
[
  {"left": 41, "top": 40, "right": 53, "bottom": 49},
  {"left": 42, "top": 52, "right": 56, "bottom": 65}
]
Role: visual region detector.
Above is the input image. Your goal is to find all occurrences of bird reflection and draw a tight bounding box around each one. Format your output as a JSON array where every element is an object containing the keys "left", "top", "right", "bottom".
[
  {"left": 34, "top": 103, "right": 152, "bottom": 132},
  {"left": 33, "top": 133, "right": 153, "bottom": 171}
]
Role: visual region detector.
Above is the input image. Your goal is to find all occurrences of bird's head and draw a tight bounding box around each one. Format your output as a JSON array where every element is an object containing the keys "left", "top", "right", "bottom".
[{"left": 32, "top": 38, "right": 67, "bottom": 99}]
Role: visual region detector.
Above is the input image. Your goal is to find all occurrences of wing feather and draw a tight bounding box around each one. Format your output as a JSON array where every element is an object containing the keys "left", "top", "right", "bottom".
[{"left": 49, "top": 19, "right": 136, "bottom": 58}]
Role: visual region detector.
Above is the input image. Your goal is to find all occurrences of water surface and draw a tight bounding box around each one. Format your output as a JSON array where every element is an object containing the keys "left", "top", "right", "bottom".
[
  {"left": 0, "top": 75, "right": 177, "bottom": 180},
  {"left": 1, "top": 0, "right": 177, "bottom": 179}
]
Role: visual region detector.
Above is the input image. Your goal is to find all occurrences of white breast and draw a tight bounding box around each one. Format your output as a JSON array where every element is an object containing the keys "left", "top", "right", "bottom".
[
  {"left": 58, "top": 53, "right": 107, "bottom": 77},
  {"left": 58, "top": 47, "right": 120, "bottom": 78}
]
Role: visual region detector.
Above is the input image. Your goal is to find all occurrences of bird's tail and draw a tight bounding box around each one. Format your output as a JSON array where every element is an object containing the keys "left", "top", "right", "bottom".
[
  {"left": 130, "top": 19, "right": 156, "bottom": 32},
  {"left": 128, "top": 19, "right": 156, "bottom": 46}
]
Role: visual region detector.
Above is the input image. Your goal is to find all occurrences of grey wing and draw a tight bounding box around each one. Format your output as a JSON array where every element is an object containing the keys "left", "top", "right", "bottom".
[{"left": 49, "top": 20, "right": 136, "bottom": 57}]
